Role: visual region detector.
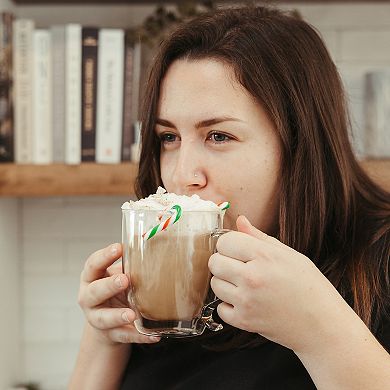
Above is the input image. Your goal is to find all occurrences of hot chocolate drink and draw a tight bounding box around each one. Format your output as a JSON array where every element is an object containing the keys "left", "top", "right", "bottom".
[
  {"left": 121, "top": 187, "right": 228, "bottom": 337},
  {"left": 130, "top": 232, "right": 213, "bottom": 321}
]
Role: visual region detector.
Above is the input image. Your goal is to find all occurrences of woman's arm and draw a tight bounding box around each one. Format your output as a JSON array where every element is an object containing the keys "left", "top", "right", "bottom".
[
  {"left": 68, "top": 322, "right": 131, "bottom": 390},
  {"left": 209, "top": 216, "right": 390, "bottom": 389},
  {"left": 295, "top": 304, "right": 390, "bottom": 390}
]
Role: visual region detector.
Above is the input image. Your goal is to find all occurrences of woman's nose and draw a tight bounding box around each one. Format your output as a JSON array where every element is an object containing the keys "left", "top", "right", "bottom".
[{"left": 171, "top": 143, "right": 206, "bottom": 191}]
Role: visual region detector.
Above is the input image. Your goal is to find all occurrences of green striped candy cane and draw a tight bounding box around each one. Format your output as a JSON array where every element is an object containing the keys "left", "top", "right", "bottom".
[{"left": 142, "top": 204, "right": 182, "bottom": 240}]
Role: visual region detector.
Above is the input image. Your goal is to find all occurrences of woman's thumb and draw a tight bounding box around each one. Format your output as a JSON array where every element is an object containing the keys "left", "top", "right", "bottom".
[{"left": 236, "top": 215, "right": 268, "bottom": 241}]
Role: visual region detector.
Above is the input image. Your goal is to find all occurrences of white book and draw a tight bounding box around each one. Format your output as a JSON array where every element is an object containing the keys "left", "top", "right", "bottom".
[
  {"left": 32, "top": 29, "right": 52, "bottom": 164},
  {"left": 96, "top": 28, "right": 124, "bottom": 164},
  {"left": 13, "top": 19, "right": 34, "bottom": 163},
  {"left": 51, "top": 24, "right": 82, "bottom": 165},
  {"left": 51, "top": 25, "right": 66, "bottom": 163},
  {"left": 364, "top": 71, "right": 390, "bottom": 158},
  {"left": 65, "top": 24, "right": 82, "bottom": 165}
]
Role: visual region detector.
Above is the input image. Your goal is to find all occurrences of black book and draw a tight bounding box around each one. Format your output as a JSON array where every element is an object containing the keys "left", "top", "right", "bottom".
[
  {"left": 0, "top": 12, "right": 14, "bottom": 163},
  {"left": 121, "top": 30, "right": 135, "bottom": 162},
  {"left": 81, "top": 27, "right": 99, "bottom": 162}
]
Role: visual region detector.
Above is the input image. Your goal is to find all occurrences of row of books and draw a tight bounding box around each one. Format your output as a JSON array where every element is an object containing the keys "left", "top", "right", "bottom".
[{"left": 0, "top": 12, "right": 142, "bottom": 164}]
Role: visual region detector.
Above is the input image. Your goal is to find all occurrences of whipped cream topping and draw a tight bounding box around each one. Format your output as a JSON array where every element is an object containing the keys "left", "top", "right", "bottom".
[{"left": 121, "top": 187, "right": 221, "bottom": 212}]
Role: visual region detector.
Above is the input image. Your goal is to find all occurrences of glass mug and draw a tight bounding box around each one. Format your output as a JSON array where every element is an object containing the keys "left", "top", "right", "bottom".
[{"left": 121, "top": 208, "right": 228, "bottom": 337}]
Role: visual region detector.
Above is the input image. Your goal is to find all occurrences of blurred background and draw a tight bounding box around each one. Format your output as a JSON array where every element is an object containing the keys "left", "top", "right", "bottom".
[{"left": 0, "top": 1, "right": 390, "bottom": 389}]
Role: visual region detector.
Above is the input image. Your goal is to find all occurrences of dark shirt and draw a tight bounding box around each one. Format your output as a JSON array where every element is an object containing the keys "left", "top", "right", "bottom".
[
  {"left": 121, "top": 319, "right": 390, "bottom": 390},
  {"left": 121, "top": 336, "right": 315, "bottom": 390}
]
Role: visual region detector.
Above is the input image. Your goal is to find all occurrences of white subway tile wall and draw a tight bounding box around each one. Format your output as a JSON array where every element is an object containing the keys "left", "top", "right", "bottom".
[
  {"left": 9, "top": 3, "right": 390, "bottom": 390},
  {"left": 280, "top": 2, "right": 390, "bottom": 157},
  {"left": 21, "top": 196, "right": 128, "bottom": 389},
  {"left": 0, "top": 199, "right": 20, "bottom": 390}
]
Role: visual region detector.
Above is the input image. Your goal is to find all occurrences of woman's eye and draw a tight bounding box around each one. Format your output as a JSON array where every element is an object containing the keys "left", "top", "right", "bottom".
[
  {"left": 159, "top": 133, "right": 177, "bottom": 143},
  {"left": 207, "top": 132, "right": 232, "bottom": 143}
]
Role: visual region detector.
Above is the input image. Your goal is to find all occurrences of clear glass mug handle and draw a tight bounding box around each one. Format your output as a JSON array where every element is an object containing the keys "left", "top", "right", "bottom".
[{"left": 198, "top": 229, "right": 231, "bottom": 332}]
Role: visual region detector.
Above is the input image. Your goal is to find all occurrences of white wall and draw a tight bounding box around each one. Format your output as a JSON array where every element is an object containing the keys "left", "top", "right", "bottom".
[
  {"left": 0, "top": 199, "right": 20, "bottom": 389},
  {"left": 13, "top": 3, "right": 155, "bottom": 29},
  {"left": 0, "top": 0, "right": 15, "bottom": 12},
  {"left": 278, "top": 2, "right": 390, "bottom": 156},
  {"left": 2, "top": 2, "right": 390, "bottom": 389},
  {"left": 21, "top": 196, "right": 128, "bottom": 389}
]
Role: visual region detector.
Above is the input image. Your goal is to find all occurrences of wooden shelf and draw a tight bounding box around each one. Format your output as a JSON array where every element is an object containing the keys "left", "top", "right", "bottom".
[
  {"left": 10, "top": 0, "right": 213, "bottom": 3},
  {"left": 0, "top": 159, "right": 388, "bottom": 197},
  {"left": 11, "top": 0, "right": 390, "bottom": 3},
  {"left": 0, "top": 163, "right": 138, "bottom": 197},
  {"left": 11, "top": 0, "right": 163, "bottom": 3}
]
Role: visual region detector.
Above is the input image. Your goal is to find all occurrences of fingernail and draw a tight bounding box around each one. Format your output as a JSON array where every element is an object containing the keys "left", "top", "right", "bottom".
[
  {"left": 121, "top": 311, "right": 130, "bottom": 323},
  {"left": 149, "top": 336, "right": 160, "bottom": 342},
  {"left": 111, "top": 244, "right": 118, "bottom": 255},
  {"left": 115, "top": 275, "right": 123, "bottom": 288}
]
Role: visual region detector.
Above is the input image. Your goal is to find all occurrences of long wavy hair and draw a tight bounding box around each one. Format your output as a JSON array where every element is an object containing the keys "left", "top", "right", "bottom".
[{"left": 135, "top": 5, "right": 390, "bottom": 349}]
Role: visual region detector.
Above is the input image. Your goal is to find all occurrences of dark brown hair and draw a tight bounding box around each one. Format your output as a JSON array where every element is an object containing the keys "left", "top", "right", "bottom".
[{"left": 135, "top": 5, "right": 390, "bottom": 349}]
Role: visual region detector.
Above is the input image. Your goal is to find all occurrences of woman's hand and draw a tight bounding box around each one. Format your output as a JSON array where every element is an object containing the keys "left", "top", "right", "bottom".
[
  {"left": 208, "top": 215, "right": 352, "bottom": 354},
  {"left": 78, "top": 243, "right": 160, "bottom": 346}
]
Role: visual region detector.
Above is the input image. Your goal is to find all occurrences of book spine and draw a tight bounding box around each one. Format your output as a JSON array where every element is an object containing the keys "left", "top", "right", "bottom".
[
  {"left": 13, "top": 18, "right": 34, "bottom": 163},
  {"left": 364, "top": 71, "right": 390, "bottom": 158},
  {"left": 32, "top": 29, "right": 52, "bottom": 164},
  {"left": 65, "top": 24, "right": 82, "bottom": 165},
  {"left": 96, "top": 29, "right": 124, "bottom": 164},
  {"left": 0, "top": 12, "right": 14, "bottom": 163},
  {"left": 50, "top": 25, "right": 65, "bottom": 163},
  {"left": 121, "top": 31, "right": 134, "bottom": 162},
  {"left": 131, "top": 120, "right": 141, "bottom": 163},
  {"left": 131, "top": 42, "right": 141, "bottom": 124},
  {"left": 81, "top": 27, "right": 98, "bottom": 162}
]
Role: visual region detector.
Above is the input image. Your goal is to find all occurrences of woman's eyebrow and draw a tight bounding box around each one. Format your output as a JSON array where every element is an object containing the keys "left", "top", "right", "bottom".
[{"left": 155, "top": 116, "right": 244, "bottom": 129}]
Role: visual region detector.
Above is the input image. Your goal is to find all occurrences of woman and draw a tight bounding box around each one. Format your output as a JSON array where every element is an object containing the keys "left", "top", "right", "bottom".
[{"left": 69, "top": 5, "right": 390, "bottom": 389}]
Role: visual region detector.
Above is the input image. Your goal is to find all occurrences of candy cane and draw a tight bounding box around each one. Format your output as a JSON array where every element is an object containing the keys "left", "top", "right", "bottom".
[
  {"left": 142, "top": 204, "right": 182, "bottom": 240},
  {"left": 217, "top": 201, "right": 230, "bottom": 210}
]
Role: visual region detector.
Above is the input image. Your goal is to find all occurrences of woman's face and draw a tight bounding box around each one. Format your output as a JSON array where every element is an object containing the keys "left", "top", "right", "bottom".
[{"left": 156, "top": 59, "right": 282, "bottom": 232}]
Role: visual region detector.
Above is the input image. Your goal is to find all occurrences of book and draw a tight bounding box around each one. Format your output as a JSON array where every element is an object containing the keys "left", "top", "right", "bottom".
[
  {"left": 65, "top": 23, "right": 82, "bottom": 165},
  {"left": 364, "top": 71, "right": 390, "bottom": 158},
  {"left": 132, "top": 42, "right": 141, "bottom": 126},
  {"left": 0, "top": 12, "right": 14, "bottom": 163},
  {"left": 96, "top": 28, "right": 124, "bottom": 164},
  {"left": 51, "top": 24, "right": 82, "bottom": 165},
  {"left": 81, "top": 27, "right": 98, "bottom": 162},
  {"left": 32, "top": 29, "right": 52, "bottom": 164},
  {"left": 50, "top": 25, "right": 66, "bottom": 163},
  {"left": 13, "top": 18, "right": 34, "bottom": 163},
  {"left": 121, "top": 30, "right": 134, "bottom": 162},
  {"left": 131, "top": 120, "right": 141, "bottom": 163}
]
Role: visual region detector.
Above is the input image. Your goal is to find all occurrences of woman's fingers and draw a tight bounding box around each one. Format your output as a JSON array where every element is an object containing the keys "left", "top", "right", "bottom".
[
  {"left": 77, "top": 245, "right": 162, "bottom": 345},
  {"left": 210, "top": 276, "right": 237, "bottom": 305},
  {"left": 208, "top": 252, "right": 245, "bottom": 286},
  {"left": 82, "top": 243, "right": 122, "bottom": 283},
  {"left": 87, "top": 307, "right": 136, "bottom": 330},
  {"left": 106, "top": 325, "right": 161, "bottom": 344},
  {"left": 216, "top": 301, "right": 236, "bottom": 327},
  {"left": 107, "top": 260, "right": 124, "bottom": 276},
  {"left": 79, "top": 273, "right": 129, "bottom": 309},
  {"left": 216, "top": 231, "right": 261, "bottom": 262}
]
